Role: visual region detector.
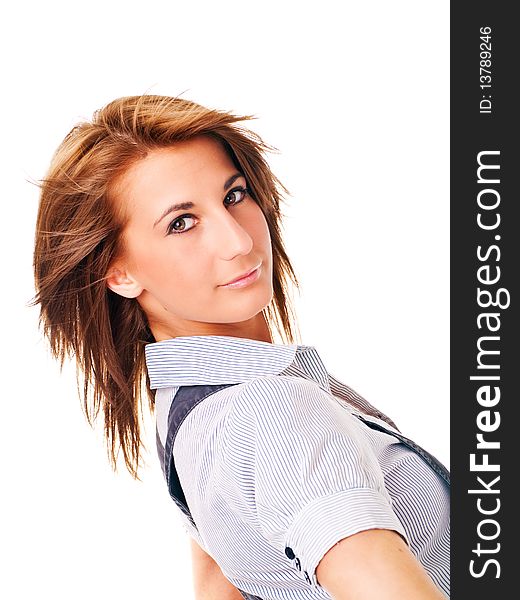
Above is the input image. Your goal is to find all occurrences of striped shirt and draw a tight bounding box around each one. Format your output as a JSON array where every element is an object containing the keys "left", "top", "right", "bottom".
[{"left": 145, "top": 335, "right": 450, "bottom": 599}]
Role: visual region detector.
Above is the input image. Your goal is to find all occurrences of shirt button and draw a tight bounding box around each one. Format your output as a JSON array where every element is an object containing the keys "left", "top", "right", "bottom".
[
  {"left": 304, "top": 571, "right": 312, "bottom": 584},
  {"left": 295, "top": 558, "right": 301, "bottom": 571},
  {"left": 285, "top": 547, "right": 295, "bottom": 560}
]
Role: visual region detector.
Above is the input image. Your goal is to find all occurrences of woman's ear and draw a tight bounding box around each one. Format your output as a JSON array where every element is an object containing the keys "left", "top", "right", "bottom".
[{"left": 105, "top": 265, "right": 143, "bottom": 299}]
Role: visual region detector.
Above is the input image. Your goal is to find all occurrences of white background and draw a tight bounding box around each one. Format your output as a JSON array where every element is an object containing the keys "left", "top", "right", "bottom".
[{"left": 1, "top": 1, "right": 449, "bottom": 598}]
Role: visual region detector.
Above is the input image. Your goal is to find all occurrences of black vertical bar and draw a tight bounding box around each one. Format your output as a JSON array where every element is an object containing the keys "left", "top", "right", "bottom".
[{"left": 451, "top": 3, "right": 518, "bottom": 598}]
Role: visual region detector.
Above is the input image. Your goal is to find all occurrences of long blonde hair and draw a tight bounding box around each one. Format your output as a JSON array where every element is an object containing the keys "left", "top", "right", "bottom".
[{"left": 32, "top": 94, "right": 301, "bottom": 478}]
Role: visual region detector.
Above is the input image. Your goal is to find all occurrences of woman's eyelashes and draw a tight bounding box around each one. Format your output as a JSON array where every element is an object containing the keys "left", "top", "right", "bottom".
[
  {"left": 166, "top": 186, "right": 250, "bottom": 236},
  {"left": 223, "top": 186, "right": 249, "bottom": 207}
]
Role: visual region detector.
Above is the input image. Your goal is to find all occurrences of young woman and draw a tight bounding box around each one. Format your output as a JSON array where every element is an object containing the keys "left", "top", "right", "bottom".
[{"left": 33, "top": 94, "right": 449, "bottom": 600}]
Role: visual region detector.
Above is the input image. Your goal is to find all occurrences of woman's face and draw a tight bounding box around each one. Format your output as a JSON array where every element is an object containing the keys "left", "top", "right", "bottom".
[{"left": 107, "top": 136, "right": 274, "bottom": 341}]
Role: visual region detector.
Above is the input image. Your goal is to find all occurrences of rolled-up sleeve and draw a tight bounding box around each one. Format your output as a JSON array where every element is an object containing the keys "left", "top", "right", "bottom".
[{"left": 225, "top": 375, "right": 408, "bottom": 586}]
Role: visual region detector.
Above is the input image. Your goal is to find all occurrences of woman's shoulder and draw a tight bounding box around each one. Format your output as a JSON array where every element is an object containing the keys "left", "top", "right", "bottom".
[
  {"left": 234, "top": 374, "right": 331, "bottom": 409},
  {"left": 228, "top": 374, "right": 363, "bottom": 434}
]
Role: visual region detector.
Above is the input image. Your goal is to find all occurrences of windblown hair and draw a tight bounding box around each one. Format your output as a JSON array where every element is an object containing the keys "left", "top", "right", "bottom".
[{"left": 32, "top": 94, "right": 301, "bottom": 478}]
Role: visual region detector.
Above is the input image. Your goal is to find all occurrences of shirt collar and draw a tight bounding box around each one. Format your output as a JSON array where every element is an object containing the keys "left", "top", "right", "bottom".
[{"left": 145, "top": 334, "right": 301, "bottom": 389}]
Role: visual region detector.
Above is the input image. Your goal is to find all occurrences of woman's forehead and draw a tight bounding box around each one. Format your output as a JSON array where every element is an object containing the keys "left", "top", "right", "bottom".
[
  {"left": 110, "top": 137, "right": 240, "bottom": 219},
  {"left": 121, "top": 137, "right": 233, "bottom": 188}
]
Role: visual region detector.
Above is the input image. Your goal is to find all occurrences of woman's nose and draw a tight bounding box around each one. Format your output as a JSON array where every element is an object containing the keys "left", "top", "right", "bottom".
[{"left": 214, "top": 209, "right": 253, "bottom": 260}]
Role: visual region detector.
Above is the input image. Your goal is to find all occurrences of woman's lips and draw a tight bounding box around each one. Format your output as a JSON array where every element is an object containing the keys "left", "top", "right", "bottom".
[{"left": 220, "top": 264, "right": 262, "bottom": 289}]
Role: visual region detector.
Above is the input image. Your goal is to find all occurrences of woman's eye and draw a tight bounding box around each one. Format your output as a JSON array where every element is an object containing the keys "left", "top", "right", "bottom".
[
  {"left": 166, "top": 215, "right": 196, "bottom": 235},
  {"left": 166, "top": 187, "right": 249, "bottom": 236},
  {"left": 224, "top": 186, "right": 249, "bottom": 206}
]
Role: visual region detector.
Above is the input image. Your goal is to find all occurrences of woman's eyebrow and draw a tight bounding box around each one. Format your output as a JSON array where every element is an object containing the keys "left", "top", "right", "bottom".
[
  {"left": 153, "top": 201, "right": 194, "bottom": 228},
  {"left": 223, "top": 172, "right": 244, "bottom": 190},
  {"left": 153, "top": 172, "right": 244, "bottom": 228}
]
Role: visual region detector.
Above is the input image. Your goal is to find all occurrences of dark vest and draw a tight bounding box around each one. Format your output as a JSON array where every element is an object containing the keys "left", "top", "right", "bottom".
[{"left": 156, "top": 383, "right": 450, "bottom": 600}]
